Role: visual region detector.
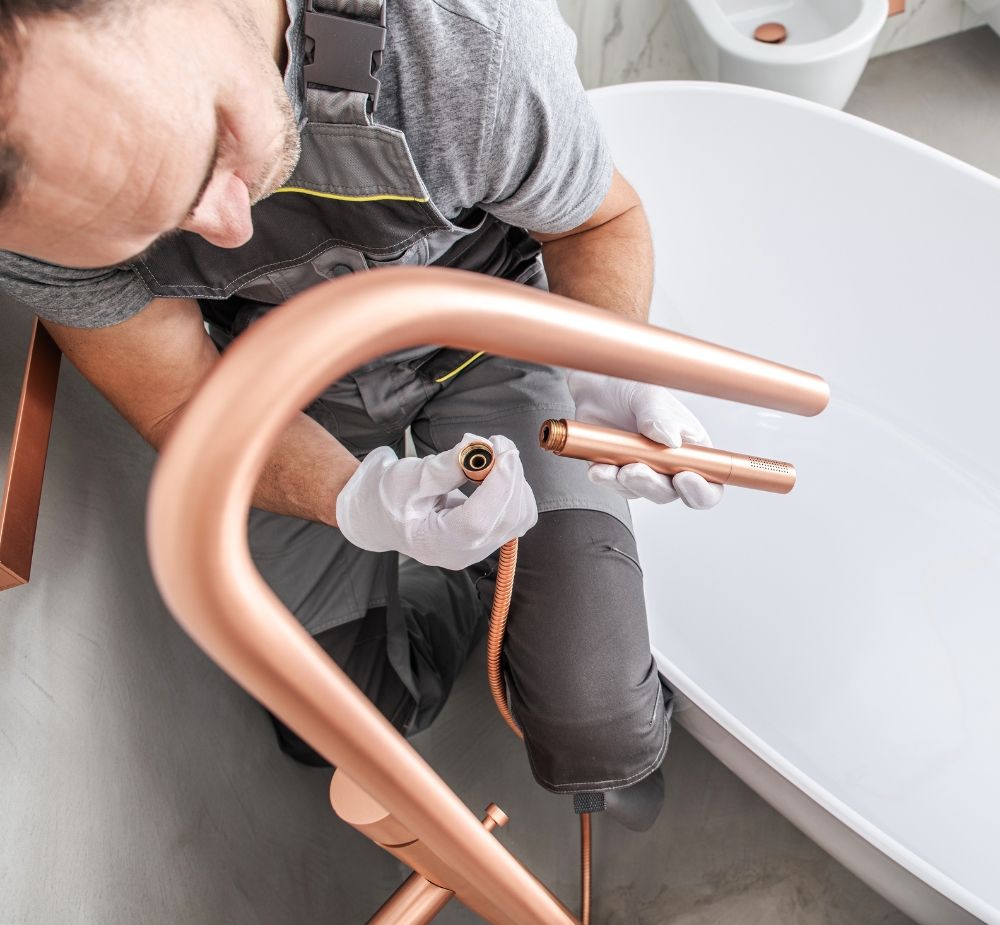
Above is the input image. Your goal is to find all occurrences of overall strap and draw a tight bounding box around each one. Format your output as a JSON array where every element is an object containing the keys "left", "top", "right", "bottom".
[{"left": 304, "top": 0, "right": 387, "bottom": 126}]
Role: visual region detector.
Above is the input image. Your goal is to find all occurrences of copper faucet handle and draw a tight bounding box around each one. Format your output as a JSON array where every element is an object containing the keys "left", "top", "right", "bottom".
[{"left": 481, "top": 803, "right": 509, "bottom": 832}]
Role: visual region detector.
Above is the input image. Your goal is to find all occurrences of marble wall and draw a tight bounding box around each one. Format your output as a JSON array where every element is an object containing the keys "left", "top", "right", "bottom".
[
  {"left": 556, "top": 0, "right": 990, "bottom": 89},
  {"left": 873, "top": 0, "right": 986, "bottom": 55}
]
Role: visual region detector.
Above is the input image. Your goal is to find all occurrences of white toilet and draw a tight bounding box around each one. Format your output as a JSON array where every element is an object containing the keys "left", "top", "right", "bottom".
[{"left": 672, "top": 0, "right": 888, "bottom": 109}]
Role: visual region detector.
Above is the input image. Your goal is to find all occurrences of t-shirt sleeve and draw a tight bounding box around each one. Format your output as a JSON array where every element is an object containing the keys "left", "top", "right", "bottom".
[
  {"left": 477, "top": 0, "right": 614, "bottom": 234},
  {"left": 0, "top": 249, "right": 153, "bottom": 328}
]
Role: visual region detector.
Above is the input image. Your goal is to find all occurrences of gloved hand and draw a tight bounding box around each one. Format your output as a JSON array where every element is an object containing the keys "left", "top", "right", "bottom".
[
  {"left": 565, "top": 369, "right": 724, "bottom": 510},
  {"left": 336, "top": 433, "right": 537, "bottom": 570}
]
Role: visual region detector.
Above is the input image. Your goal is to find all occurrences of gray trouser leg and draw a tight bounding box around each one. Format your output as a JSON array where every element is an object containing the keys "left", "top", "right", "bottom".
[
  {"left": 268, "top": 556, "right": 491, "bottom": 766},
  {"left": 395, "top": 555, "right": 491, "bottom": 735},
  {"left": 484, "top": 508, "right": 669, "bottom": 793}
]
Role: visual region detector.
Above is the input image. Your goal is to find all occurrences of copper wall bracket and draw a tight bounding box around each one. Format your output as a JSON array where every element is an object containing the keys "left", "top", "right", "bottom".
[{"left": 1, "top": 319, "right": 61, "bottom": 592}]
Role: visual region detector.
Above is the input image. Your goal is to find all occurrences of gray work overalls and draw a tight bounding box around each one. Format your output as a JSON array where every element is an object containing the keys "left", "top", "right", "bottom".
[{"left": 133, "top": 0, "right": 669, "bottom": 795}]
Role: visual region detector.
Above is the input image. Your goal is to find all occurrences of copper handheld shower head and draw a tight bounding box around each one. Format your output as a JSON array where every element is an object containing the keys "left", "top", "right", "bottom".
[{"left": 539, "top": 419, "right": 796, "bottom": 494}]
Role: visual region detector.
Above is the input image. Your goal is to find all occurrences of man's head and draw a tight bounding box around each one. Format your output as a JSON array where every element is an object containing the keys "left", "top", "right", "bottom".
[{"left": 0, "top": 0, "right": 301, "bottom": 268}]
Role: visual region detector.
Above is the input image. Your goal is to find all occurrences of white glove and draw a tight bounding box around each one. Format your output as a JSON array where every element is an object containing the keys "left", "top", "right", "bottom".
[
  {"left": 565, "top": 369, "right": 724, "bottom": 511},
  {"left": 336, "top": 433, "right": 538, "bottom": 570}
]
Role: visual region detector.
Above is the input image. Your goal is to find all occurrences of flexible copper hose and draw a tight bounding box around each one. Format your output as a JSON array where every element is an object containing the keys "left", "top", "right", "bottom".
[
  {"left": 461, "top": 440, "right": 592, "bottom": 925},
  {"left": 486, "top": 538, "right": 522, "bottom": 740}
]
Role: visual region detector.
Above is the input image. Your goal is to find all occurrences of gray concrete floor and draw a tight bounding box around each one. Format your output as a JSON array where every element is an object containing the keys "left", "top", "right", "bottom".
[
  {"left": 409, "top": 637, "right": 914, "bottom": 924},
  {"left": 405, "top": 29, "right": 1000, "bottom": 925},
  {"left": 846, "top": 26, "right": 1000, "bottom": 178}
]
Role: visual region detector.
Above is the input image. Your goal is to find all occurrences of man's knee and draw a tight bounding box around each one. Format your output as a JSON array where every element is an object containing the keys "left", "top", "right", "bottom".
[
  {"left": 510, "top": 653, "right": 669, "bottom": 792},
  {"left": 500, "top": 508, "right": 668, "bottom": 792}
]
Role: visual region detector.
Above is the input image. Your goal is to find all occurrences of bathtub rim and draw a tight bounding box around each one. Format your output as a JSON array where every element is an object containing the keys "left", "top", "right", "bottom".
[
  {"left": 654, "top": 646, "right": 995, "bottom": 923},
  {"left": 675, "top": 0, "right": 889, "bottom": 65},
  {"left": 588, "top": 80, "right": 1000, "bottom": 193},
  {"left": 660, "top": 656, "right": 986, "bottom": 925}
]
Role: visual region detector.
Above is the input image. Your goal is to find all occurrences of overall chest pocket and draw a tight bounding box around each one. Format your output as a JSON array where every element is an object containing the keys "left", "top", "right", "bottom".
[{"left": 132, "top": 122, "right": 455, "bottom": 301}]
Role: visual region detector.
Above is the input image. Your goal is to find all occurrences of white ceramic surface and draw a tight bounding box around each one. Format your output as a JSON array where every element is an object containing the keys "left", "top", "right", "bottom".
[
  {"left": 673, "top": 0, "right": 887, "bottom": 108},
  {"left": 589, "top": 81, "right": 1000, "bottom": 925}
]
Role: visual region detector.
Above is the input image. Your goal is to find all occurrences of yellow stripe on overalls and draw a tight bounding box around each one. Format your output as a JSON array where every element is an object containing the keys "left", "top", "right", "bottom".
[
  {"left": 434, "top": 351, "right": 485, "bottom": 383},
  {"left": 272, "top": 187, "right": 430, "bottom": 203},
  {"left": 274, "top": 186, "right": 481, "bottom": 380}
]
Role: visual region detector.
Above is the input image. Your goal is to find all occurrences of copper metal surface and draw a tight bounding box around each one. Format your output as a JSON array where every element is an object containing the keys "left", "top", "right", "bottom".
[
  {"left": 146, "top": 266, "right": 828, "bottom": 925},
  {"left": 459, "top": 441, "right": 495, "bottom": 481},
  {"left": 580, "top": 814, "right": 592, "bottom": 925},
  {"left": 889, "top": 0, "right": 906, "bottom": 15},
  {"left": 369, "top": 874, "right": 454, "bottom": 925},
  {"left": 540, "top": 419, "right": 796, "bottom": 494},
  {"left": 332, "top": 768, "right": 517, "bottom": 923},
  {"left": 1, "top": 319, "right": 61, "bottom": 592},
  {"left": 364, "top": 809, "right": 513, "bottom": 925},
  {"left": 754, "top": 22, "right": 788, "bottom": 43},
  {"left": 331, "top": 769, "right": 522, "bottom": 922},
  {"left": 482, "top": 804, "right": 509, "bottom": 832},
  {"left": 539, "top": 419, "right": 568, "bottom": 454},
  {"left": 330, "top": 770, "right": 418, "bottom": 847},
  {"left": 486, "top": 539, "right": 521, "bottom": 739}
]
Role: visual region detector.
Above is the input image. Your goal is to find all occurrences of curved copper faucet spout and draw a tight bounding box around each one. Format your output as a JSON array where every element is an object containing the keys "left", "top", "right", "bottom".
[{"left": 146, "top": 267, "right": 829, "bottom": 925}]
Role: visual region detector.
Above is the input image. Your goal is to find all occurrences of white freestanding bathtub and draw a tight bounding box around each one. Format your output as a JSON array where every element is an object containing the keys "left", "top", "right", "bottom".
[{"left": 588, "top": 82, "right": 1000, "bottom": 925}]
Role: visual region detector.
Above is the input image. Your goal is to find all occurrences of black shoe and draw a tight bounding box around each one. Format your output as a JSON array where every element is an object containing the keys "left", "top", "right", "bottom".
[
  {"left": 603, "top": 766, "right": 665, "bottom": 832},
  {"left": 571, "top": 679, "right": 673, "bottom": 832},
  {"left": 572, "top": 765, "right": 665, "bottom": 833}
]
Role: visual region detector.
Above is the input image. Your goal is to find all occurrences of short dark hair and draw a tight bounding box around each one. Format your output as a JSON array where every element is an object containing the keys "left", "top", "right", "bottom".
[{"left": 0, "top": 0, "right": 110, "bottom": 212}]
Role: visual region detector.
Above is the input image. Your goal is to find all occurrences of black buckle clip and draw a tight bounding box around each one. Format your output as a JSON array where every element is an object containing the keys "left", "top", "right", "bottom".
[{"left": 303, "top": 1, "right": 387, "bottom": 112}]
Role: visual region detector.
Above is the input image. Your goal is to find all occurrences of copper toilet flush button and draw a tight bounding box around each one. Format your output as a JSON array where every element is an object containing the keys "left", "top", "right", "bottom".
[{"left": 754, "top": 22, "right": 788, "bottom": 43}]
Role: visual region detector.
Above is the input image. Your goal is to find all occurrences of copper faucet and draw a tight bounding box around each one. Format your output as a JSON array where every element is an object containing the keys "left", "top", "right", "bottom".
[{"left": 145, "top": 266, "right": 829, "bottom": 924}]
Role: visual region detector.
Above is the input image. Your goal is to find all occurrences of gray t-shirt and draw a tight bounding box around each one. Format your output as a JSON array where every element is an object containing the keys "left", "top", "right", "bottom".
[{"left": 0, "top": 0, "right": 613, "bottom": 329}]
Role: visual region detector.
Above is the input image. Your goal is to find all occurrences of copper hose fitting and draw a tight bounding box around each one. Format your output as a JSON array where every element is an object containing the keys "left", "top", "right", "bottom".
[
  {"left": 540, "top": 418, "right": 796, "bottom": 494},
  {"left": 459, "top": 441, "right": 496, "bottom": 482}
]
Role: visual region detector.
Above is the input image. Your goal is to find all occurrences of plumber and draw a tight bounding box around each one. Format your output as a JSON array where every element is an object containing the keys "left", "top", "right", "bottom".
[{"left": 0, "top": 0, "right": 723, "bottom": 829}]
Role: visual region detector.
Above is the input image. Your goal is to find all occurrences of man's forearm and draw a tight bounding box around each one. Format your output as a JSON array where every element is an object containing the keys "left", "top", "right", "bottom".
[
  {"left": 538, "top": 203, "right": 654, "bottom": 324},
  {"left": 252, "top": 411, "right": 360, "bottom": 526},
  {"left": 148, "top": 403, "right": 358, "bottom": 527}
]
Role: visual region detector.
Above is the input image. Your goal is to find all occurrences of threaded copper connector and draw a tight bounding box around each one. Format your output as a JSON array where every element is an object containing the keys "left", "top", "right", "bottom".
[
  {"left": 538, "top": 418, "right": 567, "bottom": 453},
  {"left": 458, "top": 441, "right": 495, "bottom": 482}
]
